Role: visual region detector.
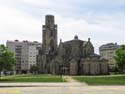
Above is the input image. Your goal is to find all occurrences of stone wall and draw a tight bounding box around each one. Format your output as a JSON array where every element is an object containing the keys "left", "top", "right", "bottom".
[
  {"left": 70, "top": 59, "right": 78, "bottom": 75},
  {"left": 80, "top": 59, "right": 109, "bottom": 75}
]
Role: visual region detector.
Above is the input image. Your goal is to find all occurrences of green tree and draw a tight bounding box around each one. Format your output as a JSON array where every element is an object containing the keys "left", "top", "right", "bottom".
[
  {"left": 114, "top": 45, "right": 125, "bottom": 72},
  {"left": 30, "top": 65, "right": 38, "bottom": 74},
  {"left": 0, "top": 45, "right": 16, "bottom": 76}
]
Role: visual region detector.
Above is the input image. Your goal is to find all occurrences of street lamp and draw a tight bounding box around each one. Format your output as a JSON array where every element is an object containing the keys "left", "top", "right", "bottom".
[{"left": 60, "top": 65, "right": 63, "bottom": 79}]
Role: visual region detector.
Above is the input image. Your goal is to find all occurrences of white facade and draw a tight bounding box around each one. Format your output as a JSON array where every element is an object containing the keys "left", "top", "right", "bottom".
[
  {"left": 99, "top": 43, "right": 119, "bottom": 69},
  {"left": 7, "top": 40, "right": 41, "bottom": 73},
  {"left": 28, "top": 42, "right": 40, "bottom": 69}
]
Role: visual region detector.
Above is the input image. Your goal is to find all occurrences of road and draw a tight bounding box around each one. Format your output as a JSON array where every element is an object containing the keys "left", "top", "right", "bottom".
[{"left": 0, "top": 84, "right": 125, "bottom": 94}]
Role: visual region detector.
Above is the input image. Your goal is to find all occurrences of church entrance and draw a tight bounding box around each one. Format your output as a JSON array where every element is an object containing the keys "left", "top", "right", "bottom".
[{"left": 60, "top": 66, "right": 69, "bottom": 75}]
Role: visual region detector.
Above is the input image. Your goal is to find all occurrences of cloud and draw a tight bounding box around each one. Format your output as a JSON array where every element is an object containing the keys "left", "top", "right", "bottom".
[
  {"left": 20, "top": 0, "right": 51, "bottom": 7},
  {"left": 54, "top": 12, "right": 125, "bottom": 53},
  {"left": 17, "top": 0, "right": 125, "bottom": 14},
  {"left": 0, "top": 0, "right": 125, "bottom": 54},
  {"left": 0, "top": 5, "right": 42, "bottom": 44}
]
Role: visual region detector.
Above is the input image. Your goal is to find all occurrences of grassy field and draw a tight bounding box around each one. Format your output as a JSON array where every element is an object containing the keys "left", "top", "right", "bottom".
[
  {"left": 0, "top": 74, "right": 64, "bottom": 82},
  {"left": 73, "top": 75, "right": 125, "bottom": 85}
]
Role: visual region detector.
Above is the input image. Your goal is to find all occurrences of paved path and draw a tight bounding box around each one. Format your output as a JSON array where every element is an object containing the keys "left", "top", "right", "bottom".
[{"left": 63, "top": 76, "right": 88, "bottom": 86}]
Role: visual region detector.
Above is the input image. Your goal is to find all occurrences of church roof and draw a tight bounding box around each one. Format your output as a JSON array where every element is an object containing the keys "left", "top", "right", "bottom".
[
  {"left": 61, "top": 39, "right": 88, "bottom": 49},
  {"left": 82, "top": 41, "right": 88, "bottom": 47},
  {"left": 59, "top": 36, "right": 93, "bottom": 49}
]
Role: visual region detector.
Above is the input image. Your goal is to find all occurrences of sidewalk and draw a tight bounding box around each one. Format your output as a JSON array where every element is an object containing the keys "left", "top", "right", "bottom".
[
  {"left": 0, "top": 82, "right": 125, "bottom": 94},
  {"left": 0, "top": 82, "right": 86, "bottom": 87}
]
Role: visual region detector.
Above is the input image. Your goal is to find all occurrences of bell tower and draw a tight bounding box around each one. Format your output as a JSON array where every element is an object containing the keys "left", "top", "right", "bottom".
[{"left": 42, "top": 15, "right": 57, "bottom": 54}]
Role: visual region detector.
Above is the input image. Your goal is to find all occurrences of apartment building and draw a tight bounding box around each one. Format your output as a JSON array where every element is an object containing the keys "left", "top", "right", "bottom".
[
  {"left": 99, "top": 43, "right": 119, "bottom": 69},
  {"left": 7, "top": 40, "right": 41, "bottom": 73}
]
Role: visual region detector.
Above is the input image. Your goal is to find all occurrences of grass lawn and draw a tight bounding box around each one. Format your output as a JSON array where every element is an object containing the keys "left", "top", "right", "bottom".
[
  {"left": 73, "top": 75, "right": 125, "bottom": 85},
  {"left": 0, "top": 74, "right": 64, "bottom": 82}
]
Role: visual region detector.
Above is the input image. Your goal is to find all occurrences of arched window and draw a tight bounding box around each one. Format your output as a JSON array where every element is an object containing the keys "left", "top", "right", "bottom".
[{"left": 50, "top": 39, "right": 54, "bottom": 51}]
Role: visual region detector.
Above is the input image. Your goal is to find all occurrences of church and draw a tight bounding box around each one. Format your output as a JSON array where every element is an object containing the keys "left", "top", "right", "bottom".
[{"left": 37, "top": 15, "right": 109, "bottom": 75}]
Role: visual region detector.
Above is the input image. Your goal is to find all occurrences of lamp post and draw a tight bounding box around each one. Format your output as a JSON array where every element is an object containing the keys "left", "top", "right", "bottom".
[{"left": 60, "top": 65, "right": 63, "bottom": 80}]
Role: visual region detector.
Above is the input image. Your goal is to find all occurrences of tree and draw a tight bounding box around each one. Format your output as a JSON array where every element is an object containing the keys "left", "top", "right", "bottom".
[
  {"left": 114, "top": 45, "right": 125, "bottom": 73},
  {"left": 0, "top": 45, "right": 16, "bottom": 76},
  {"left": 30, "top": 65, "right": 38, "bottom": 74}
]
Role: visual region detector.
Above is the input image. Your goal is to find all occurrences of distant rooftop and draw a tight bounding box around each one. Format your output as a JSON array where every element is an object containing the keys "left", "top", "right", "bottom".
[
  {"left": 7, "top": 40, "right": 41, "bottom": 45},
  {"left": 99, "top": 43, "right": 120, "bottom": 51}
]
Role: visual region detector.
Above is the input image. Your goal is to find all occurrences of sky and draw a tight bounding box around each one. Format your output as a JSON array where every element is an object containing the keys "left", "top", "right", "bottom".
[{"left": 0, "top": 0, "right": 125, "bottom": 53}]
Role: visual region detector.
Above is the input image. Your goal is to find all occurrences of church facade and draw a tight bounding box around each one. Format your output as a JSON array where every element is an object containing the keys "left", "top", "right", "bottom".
[{"left": 37, "top": 15, "right": 109, "bottom": 75}]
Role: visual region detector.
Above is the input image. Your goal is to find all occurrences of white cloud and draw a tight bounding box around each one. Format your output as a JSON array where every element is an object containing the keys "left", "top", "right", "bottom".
[
  {"left": 19, "top": 0, "right": 125, "bottom": 6},
  {"left": 0, "top": 0, "right": 125, "bottom": 54},
  {"left": 0, "top": 5, "right": 42, "bottom": 44},
  {"left": 54, "top": 13, "right": 125, "bottom": 53},
  {"left": 20, "top": 0, "right": 51, "bottom": 6}
]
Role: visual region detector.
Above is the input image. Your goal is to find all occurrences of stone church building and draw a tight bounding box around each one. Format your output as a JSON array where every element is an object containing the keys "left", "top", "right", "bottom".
[{"left": 37, "top": 15, "right": 109, "bottom": 75}]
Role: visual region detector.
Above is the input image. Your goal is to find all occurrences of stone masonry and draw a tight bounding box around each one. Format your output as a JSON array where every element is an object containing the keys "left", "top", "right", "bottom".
[{"left": 37, "top": 15, "right": 109, "bottom": 75}]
